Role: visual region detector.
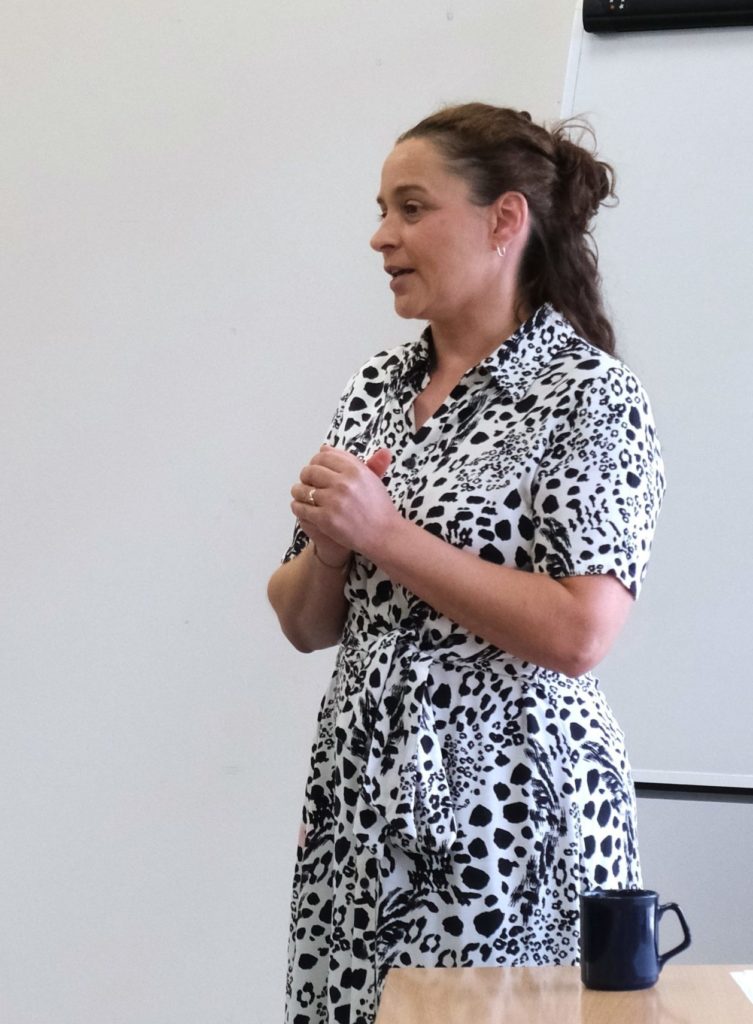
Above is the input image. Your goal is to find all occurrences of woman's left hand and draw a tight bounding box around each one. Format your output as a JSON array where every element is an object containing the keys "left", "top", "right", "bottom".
[{"left": 291, "top": 445, "right": 399, "bottom": 562}]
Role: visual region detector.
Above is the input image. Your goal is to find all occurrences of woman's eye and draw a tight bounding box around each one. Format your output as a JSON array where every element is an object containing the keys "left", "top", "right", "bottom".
[{"left": 375, "top": 202, "right": 423, "bottom": 221}]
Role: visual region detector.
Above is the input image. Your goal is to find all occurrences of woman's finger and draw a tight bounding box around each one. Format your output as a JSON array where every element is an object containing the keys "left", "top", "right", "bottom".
[
  {"left": 313, "top": 445, "right": 392, "bottom": 478},
  {"left": 290, "top": 483, "right": 326, "bottom": 507},
  {"left": 291, "top": 498, "right": 320, "bottom": 521},
  {"left": 311, "top": 447, "right": 361, "bottom": 472},
  {"left": 365, "top": 448, "right": 391, "bottom": 478},
  {"left": 299, "top": 463, "right": 340, "bottom": 488}
]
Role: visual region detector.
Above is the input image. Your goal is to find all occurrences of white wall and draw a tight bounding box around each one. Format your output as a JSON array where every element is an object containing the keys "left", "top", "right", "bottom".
[{"left": 0, "top": 3, "right": 576, "bottom": 1020}]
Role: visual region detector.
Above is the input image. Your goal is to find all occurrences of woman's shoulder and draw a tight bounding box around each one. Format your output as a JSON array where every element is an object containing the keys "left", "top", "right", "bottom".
[
  {"left": 534, "top": 310, "right": 660, "bottom": 450},
  {"left": 338, "top": 335, "right": 428, "bottom": 397},
  {"left": 544, "top": 308, "right": 652, "bottom": 401}
]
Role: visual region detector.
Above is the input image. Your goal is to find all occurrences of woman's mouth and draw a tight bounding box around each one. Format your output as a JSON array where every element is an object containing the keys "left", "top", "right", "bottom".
[{"left": 387, "top": 267, "right": 414, "bottom": 290}]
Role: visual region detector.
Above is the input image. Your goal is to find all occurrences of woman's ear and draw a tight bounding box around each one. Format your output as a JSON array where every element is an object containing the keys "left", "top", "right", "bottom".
[{"left": 490, "top": 191, "right": 529, "bottom": 252}]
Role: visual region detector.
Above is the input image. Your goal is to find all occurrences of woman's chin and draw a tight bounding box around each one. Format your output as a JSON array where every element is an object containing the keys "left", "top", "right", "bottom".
[{"left": 392, "top": 296, "right": 426, "bottom": 321}]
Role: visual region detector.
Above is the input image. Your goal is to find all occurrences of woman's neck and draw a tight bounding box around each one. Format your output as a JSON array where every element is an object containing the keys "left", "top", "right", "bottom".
[{"left": 428, "top": 302, "right": 530, "bottom": 378}]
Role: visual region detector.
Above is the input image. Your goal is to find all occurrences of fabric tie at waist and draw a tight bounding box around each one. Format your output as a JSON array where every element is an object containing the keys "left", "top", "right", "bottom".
[{"left": 350, "top": 627, "right": 458, "bottom": 860}]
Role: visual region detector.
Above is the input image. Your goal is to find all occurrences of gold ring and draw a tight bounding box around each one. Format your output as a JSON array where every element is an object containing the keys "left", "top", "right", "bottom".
[{"left": 308, "top": 488, "right": 317, "bottom": 506}]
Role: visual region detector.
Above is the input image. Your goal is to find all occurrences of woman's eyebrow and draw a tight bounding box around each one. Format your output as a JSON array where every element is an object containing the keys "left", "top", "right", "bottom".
[{"left": 376, "top": 183, "right": 431, "bottom": 205}]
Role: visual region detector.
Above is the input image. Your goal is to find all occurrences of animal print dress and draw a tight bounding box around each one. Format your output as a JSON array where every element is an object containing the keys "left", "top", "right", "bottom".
[{"left": 282, "top": 304, "right": 665, "bottom": 1024}]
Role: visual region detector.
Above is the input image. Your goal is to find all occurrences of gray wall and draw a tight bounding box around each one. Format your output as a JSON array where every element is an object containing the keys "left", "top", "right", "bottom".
[
  {"left": 636, "top": 792, "right": 753, "bottom": 965},
  {"left": 566, "top": 17, "right": 753, "bottom": 970},
  {"left": 0, "top": 2, "right": 577, "bottom": 1021},
  {"left": 5, "top": 7, "right": 749, "bottom": 1022},
  {"left": 567, "top": 21, "right": 753, "bottom": 784}
]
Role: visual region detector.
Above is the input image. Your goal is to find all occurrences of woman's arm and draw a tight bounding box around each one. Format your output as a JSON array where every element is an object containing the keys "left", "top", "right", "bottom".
[
  {"left": 291, "top": 445, "right": 633, "bottom": 675},
  {"left": 374, "top": 517, "right": 632, "bottom": 676},
  {"left": 267, "top": 542, "right": 350, "bottom": 653}
]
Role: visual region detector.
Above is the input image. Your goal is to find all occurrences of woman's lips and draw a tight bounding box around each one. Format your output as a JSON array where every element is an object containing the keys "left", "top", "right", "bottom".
[{"left": 388, "top": 269, "right": 414, "bottom": 291}]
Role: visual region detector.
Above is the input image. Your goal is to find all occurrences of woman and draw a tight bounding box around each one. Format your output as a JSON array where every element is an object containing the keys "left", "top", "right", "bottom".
[{"left": 268, "top": 103, "right": 665, "bottom": 1024}]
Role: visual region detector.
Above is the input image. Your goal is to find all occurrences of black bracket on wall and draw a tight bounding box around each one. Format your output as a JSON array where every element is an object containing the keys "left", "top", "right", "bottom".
[
  {"left": 635, "top": 781, "right": 753, "bottom": 800},
  {"left": 583, "top": 0, "right": 753, "bottom": 32}
]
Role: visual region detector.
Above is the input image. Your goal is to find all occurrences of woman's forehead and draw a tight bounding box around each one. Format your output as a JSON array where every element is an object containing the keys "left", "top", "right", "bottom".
[
  {"left": 381, "top": 138, "right": 441, "bottom": 179},
  {"left": 378, "top": 138, "right": 467, "bottom": 199}
]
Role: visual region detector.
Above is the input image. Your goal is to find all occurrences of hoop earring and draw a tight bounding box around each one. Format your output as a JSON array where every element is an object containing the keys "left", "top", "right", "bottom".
[{"left": 496, "top": 245, "right": 506, "bottom": 258}]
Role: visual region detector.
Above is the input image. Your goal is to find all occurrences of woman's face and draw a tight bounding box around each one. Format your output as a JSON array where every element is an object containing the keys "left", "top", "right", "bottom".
[{"left": 370, "top": 138, "right": 499, "bottom": 327}]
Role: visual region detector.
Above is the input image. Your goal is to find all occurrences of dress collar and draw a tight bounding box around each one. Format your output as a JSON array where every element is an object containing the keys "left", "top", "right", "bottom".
[{"left": 402, "top": 304, "right": 584, "bottom": 403}]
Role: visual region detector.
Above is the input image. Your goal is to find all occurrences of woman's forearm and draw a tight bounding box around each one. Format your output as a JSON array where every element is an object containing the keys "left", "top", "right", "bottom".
[
  {"left": 370, "top": 517, "right": 631, "bottom": 677},
  {"left": 285, "top": 446, "right": 632, "bottom": 671},
  {"left": 267, "top": 542, "right": 350, "bottom": 653}
]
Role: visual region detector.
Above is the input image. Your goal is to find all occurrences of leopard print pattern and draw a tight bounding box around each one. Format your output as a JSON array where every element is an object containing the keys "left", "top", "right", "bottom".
[{"left": 283, "top": 305, "right": 665, "bottom": 1024}]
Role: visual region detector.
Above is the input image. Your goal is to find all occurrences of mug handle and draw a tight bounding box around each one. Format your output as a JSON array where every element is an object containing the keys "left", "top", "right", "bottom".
[{"left": 657, "top": 902, "right": 692, "bottom": 969}]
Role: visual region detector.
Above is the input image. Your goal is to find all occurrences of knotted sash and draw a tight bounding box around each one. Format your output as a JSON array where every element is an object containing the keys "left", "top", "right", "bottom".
[{"left": 345, "top": 626, "right": 458, "bottom": 859}]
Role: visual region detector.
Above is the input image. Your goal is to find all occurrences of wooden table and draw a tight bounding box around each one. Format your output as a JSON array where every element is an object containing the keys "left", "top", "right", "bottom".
[{"left": 375, "top": 964, "right": 753, "bottom": 1024}]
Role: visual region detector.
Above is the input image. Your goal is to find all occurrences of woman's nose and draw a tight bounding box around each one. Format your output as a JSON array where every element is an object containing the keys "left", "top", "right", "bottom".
[{"left": 370, "top": 217, "right": 395, "bottom": 252}]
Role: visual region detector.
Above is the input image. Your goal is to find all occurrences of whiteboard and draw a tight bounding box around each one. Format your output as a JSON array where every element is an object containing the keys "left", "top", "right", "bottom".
[{"left": 565, "top": 20, "right": 753, "bottom": 784}]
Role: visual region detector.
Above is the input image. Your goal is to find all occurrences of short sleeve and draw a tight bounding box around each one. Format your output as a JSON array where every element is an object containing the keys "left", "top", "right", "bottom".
[
  {"left": 530, "top": 364, "right": 665, "bottom": 598},
  {"left": 281, "top": 373, "right": 358, "bottom": 564}
]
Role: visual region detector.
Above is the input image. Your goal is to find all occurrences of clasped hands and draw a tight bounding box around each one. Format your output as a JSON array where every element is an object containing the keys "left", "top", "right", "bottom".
[{"left": 290, "top": 445, "right": 396, "bottom": 567}]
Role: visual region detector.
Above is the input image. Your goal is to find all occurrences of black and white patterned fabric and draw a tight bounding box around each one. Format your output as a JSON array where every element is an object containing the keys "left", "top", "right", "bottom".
[{"left": 282, "top": 304, "right": 665, "bottom": 1024}]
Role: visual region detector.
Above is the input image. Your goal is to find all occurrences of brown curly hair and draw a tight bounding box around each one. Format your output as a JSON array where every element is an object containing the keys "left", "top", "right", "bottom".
[{"left": 397, "top": 103, "right": 618, "bottom": 354}]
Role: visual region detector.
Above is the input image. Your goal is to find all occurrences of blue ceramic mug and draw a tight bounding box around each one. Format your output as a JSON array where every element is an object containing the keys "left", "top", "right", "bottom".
[{"left": 580, "top": 889, "right": 692, "bottom": 990}]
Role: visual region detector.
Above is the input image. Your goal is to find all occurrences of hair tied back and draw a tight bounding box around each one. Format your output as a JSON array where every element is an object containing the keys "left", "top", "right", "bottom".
[{"left": 552, "top": 122, "right": 616, "bottom": 231}]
